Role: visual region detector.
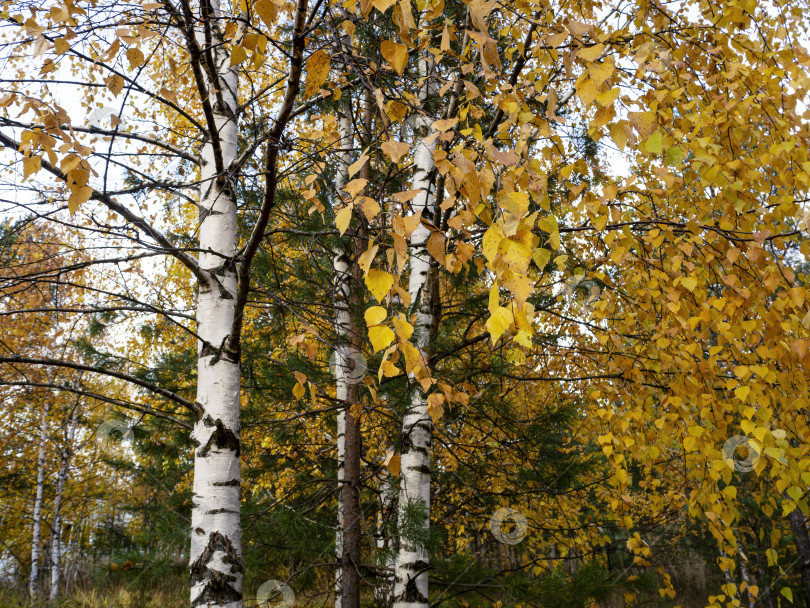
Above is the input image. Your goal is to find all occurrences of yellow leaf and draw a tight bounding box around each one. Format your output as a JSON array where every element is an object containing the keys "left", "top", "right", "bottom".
[
  {"left": 378, "top": 359, "right": 401, "bottom": 380},
  {"left": 483, "top": 224, "right": 505, "bottom": 262},
  {"left": 254, "top": 0, "right": 277, "bottom": 27},
  {"left": 23, "top": 156, "right": 41, "bottom": 179},
  {"left": 497, "top": 231, "right": 533, "bottom": 274},
  {"left": 371, "top": 0, "right": 396, "bottom": 11},
  {"left": 578, "top": 43, "right": 605, "bottom": 62},
  {"left": 501, "top": 269, "right": 534, "bottom": 309},
  {"left": 440, "top": 21, "right": 451, "bottom": 52},
  {"left": 610, "top": 121, "right": 629, "bottom": 151},
  {"left": 304, "top": 49, "right": 331, "bottom": 98},
  {"left": 384, "top": 450, "right": 401, "bottom": 475},
  {"left": 365, "top": 269, "right": 394, "bottom": 301},
  {"left": 381, "top": 140, "right": 409, "bottom": 163},
  {"left": 628, "top": 111, "right": 656, "bottom": 140},
  {"left": 644, "top": 131, "right": 662, "bottom": 155},
  {"left": 358, "top": 245, "right": 378, "bottom": 273},
  {"left": 335, "top": 205, "right": 352, "bottom": 236},
  {"left": 68, "top": 186, "right": 93, "bottom": 214},
  {"left": 782, "top": 588, "right": 793, "bottom": 603},
  {"left": 347, "top": 154, "right": 368, "bottom": 178},
  {"left": 126, "top": 47, "right": 145, "bottom": 68},
  {"left": 432, "top": 117, "right": 458, "bottom": 132},
  {"left": 106, "top": 74, "right": 125, "bottom": 97},
  {"left": 596, "top": 87, "right": 620, "bottom": 107},
  {"left": 486, "top": 306, "right": 513, "bottom": 343},
  {"left": 402, "top": 212, "right": 422, "bottom": 239},
  {"left": 577, "top": 78, "right": 599, "bottom": 105},
  {"left": 292, "top": 382, "right": 306, "bottom": 399},
  {"left": 392, "top": 189, "right": 420, "bottom": 203},
  {"left": 54, "top": 38, "right": 70, "bottom": 55},
  {"left": 344, "top": 178, "right": 368, "bottom": 197},
  {"left": 359, "top": 196, "right": 381, "bottom": 220},
  {"left": 380, "top": 40, "right": 408, "bottom": 75},
  {"left": 369, "top": 325, "right": 395, "bottom": 352},
  {"left": 532, "top": 248, "right": 551, "bottom": 268},
  {"left": 665, "top": 146, "right": 683, "bottom": 166},
  {"left": 426, "top": 393, "right": 445, "bottom": 424},
  {"left": 230, "top": 45, "right": 248, "bottom": 66},
  {"left": 587, "top": 58, "right": 614, "bottom": 84},
  {"left": 365, "top": 306, "right": 387, "bottom": 327},
  {"left": 680, "top": 276, "right": 697, "bottom": 292},
  {"left": 427, "top": 232, "right": 445, "bottom": 265},
  {"left": 735, "top": 385, "right": 750, "bottom": 401},
  {"left": 392, "top": 314, "right": 413, "bottom": 340},
  {"left": 386, "top": 100, "right": 409, "bottom": 123}
]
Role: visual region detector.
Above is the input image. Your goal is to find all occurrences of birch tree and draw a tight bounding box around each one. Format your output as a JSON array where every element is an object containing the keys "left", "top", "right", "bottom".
[{"left": 0, "top": 0, "right": 320, "bottom": 605}]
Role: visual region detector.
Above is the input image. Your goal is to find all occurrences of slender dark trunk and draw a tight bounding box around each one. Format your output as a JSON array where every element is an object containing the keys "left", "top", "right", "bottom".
[
  {"left": 789, "top": 506, "right": 810, "bottom": 608},
  {"left": 340, "top": 91, "right": 373, "bottom": 608}
]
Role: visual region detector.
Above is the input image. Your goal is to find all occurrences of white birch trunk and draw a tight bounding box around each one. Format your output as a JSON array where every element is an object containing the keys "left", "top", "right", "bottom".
[
  {"left": 188, "top": 7, "right": 243, "bottom": 607},
  {"left": 393, "top": 55, "right": 437, "bottom": 608},
  {"left": 332, "top": 89, "right": 354, "bottom": 608},
  {"left": 49, "top": 411, "right": 77, "bottom": 601},
  {"left": 29, "top": 402, "right": 49, "bottom": 601},
  {"left": 374, "top": 470, "right": 396, "bottom": 605}
]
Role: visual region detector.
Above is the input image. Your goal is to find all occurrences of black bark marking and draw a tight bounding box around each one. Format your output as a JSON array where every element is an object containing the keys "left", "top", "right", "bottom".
[
  {"left": 197, "top": 416, "right": 240, "bottom": 457},
  {"left": 190, "top": 530, "right": 243, "bottom": 607},
  {"left": 397, "top": 562, "right": 429, "bottom": 603}
]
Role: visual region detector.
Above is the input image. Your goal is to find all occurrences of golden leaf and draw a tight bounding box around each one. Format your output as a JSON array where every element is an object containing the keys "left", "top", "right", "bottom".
[
  {"left": 596, "top": 87, "right": 620, "bottom": 107},
  {"left": 344, "top": 178, "right": 368, "bottom": 197},
  {"left": 335, "top": 205, "right": 352, "bottom": 235},
  {"left": 610, "top": 121, "right": 629, "bottom": 151},
  {"left": 381, "top": 140, "right": 410, "bottom": 163},
  {"left": 230, "top": 45, "right": 249, "bottom": 66},
  {"left": 304, "top": 49, "right": 331, "bottom": 99},
  {"left": 432, "top": 117, "right": 458, "bottom": 132},
  {"left": 358, "top": 245, "right": 378, "bottom": 273},
  {"left": 392, "top": 189, "right": 420, "bottom": 203},
  {"left": 68, "top": 185, "right": 93, "bottom": 214},
  {"left": 392, "top": 314, "right": 413, "bottom": 341},
  {"left": 380, "top": 40, "right": 408, "bottom": 76},
  {"left": 348, "top": 153, "right": 368, "bottom": 178},
  {"left": 628, "top": 111, "right": 657, "bottom": 140},
  {"left": 365, "top": 306, "right": 387, "bottom": 327},
  {"left": 54, "top": 38, "right": 70, "bottom": 55},
  {"left": 126, "top": 47, "right": 145, "bottom": 68},
  {"left": 578, "top": 43, "right": 605, "bottom": 62},
  {"left": 369, "top": 325, "right": 395, "bottom": 352},
  {"left": 106, "top": 74, "right": 125, "bottom": 97},
  {"left": 384, "top": 450, "right": 401, "bottom": 476},
  {"left": 23, "top": 156, "right": 41, "bottom": 179},
  {"left": 497, "top": 230, "right": 533, "bottom": 274},
  {"left": 359, "top": 196, "right": 381, "bottom": 220},
  {"left": 371, "top": 0, "right": 396, "bottom": 11},
  {"left": 254, "top": 0, "right": 277, "bottom": 27},
  {"left": 486, "top": 306, "right": 513, "bottom": 343},
  {"left": 644, "top": 131, "right": 662, "bottom": 155},
  {"left": 427, "top": 232, "right": 446, "bottom": 265},
  {"left": 365, "top": 269, "right": 394, "bottom": 301},
  {"left": 426, "top": 393, "right": 445, "bottom": 423},
  {"left": 292, "top": 382, "right": 306, "bottom": 399}
]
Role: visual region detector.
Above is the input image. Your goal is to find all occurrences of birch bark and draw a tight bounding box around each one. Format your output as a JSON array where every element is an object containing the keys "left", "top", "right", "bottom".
[
  {"left": 187, "top": 3, "right": 242, "bottom": 606},
  {"left": 29, "top": 402, "right": 49, "bottom": 602},
  {"left": 332, "top": 85, "right": 354, "bottom": 608},
  {"left": 49, "top": 410, "right": 77, "bottom": 600},
  {"left": 393, "top": 54, "right": 438, "bottom": 608}
]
